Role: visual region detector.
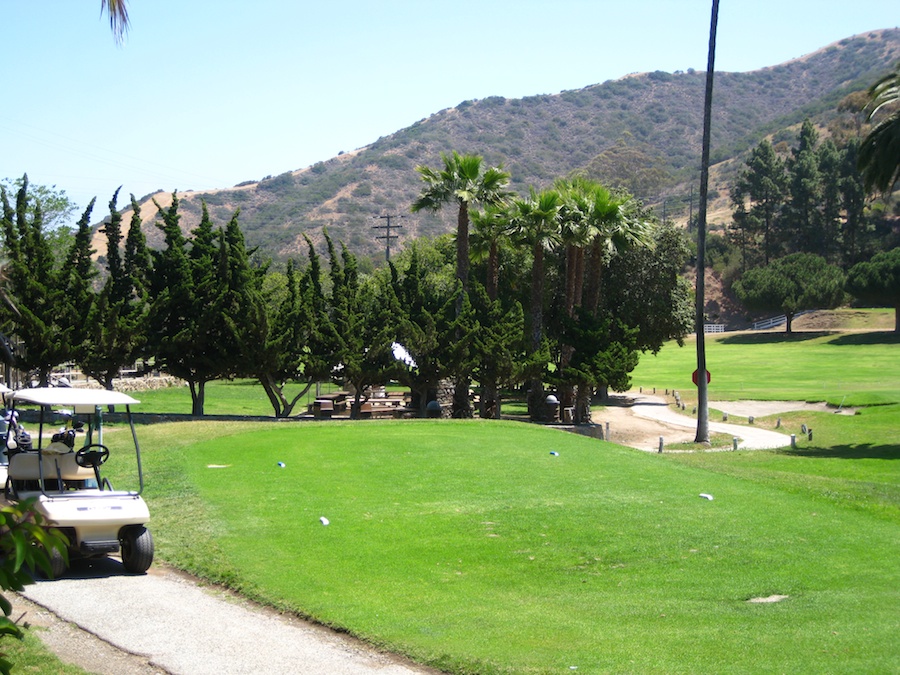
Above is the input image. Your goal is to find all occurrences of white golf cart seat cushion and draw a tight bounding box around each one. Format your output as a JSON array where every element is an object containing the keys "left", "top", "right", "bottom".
[{"left": 8, "top": 452, "right": 94, "bottom": 481}]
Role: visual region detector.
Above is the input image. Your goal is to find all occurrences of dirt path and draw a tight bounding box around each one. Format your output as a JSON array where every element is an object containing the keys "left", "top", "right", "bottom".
[{"left": 582, "top": 393, "right": 799, "bottom": 452}]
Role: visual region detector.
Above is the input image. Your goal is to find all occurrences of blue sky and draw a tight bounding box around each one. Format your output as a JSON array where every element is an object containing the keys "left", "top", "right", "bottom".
[{"left": 1, "top": 1, "right": 897, "bottom": 221}]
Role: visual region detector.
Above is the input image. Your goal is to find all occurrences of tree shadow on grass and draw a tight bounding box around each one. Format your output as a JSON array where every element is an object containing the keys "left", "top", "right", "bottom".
[
  {"left": 780, "top": 443, "right": 900, "bottom": 460},
  {"left": 827, "top": 332, "right": 900, "bottom": 346},
  {"left": 720, "top": 331, "right": 836, "bottom": 345}
]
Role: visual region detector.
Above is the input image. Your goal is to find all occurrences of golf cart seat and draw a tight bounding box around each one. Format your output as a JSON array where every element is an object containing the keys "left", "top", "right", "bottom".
[{"left": 8, "top": 452, "right": 95, "bottom": 481}]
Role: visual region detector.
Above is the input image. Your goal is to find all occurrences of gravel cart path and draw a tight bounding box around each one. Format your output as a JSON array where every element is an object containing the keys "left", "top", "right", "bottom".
[{"left": 17, "top": 559, "right": 436, "bottom": 675}]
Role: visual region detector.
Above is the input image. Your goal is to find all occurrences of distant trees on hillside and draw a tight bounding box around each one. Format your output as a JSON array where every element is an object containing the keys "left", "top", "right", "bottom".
[
  {"left": 724, "top": 62, "right": 900, "bottom": 326},
  {"left": 728, "top": 119, "right": 885, "bottom": 271}
]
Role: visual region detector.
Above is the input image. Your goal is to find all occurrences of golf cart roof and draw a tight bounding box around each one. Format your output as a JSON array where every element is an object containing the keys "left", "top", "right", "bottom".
[{"left": 9, "top": 388, "right": 140, "bottom": 407}]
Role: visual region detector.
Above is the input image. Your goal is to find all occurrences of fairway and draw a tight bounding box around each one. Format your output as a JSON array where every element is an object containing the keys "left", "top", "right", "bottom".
[
  {"left": 135, "top": 418, "right": 899, "bottom": 674},
  {"left": 631, "top": 331, "right": 900, "bottom": 406}
]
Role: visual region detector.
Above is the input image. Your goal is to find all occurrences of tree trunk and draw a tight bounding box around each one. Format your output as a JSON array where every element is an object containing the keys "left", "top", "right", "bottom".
[
  {"left": 260, "top": 374, "right": 285, "bottom": 418},
  {"left": 528, "top": 379, "right": 545, "bottom": 423},
  {"left": 559, "top": 245, "right": 578, "bottom": 411},
  {"left": 452, "top": 376, "right": 472, "bottom": 418},
  {"left": 480, "top": 378, "right": 499, "bottom": 419},
  {"left": 350, "top": 389, "right": 363, "bottom": 420},
  {"left": 693, "top": 0, "right": 719, "bottom": 445},
  {"left": 574, "top": 382, "right": 592, "bottom": 425},
  {"left": 530, "top": 244, "right": 544, "bottom": 353},
  {"left": 573, "top": 248, "right": 585, "bottom": 308},
  {"left": 895, "top": 304, "right": 899, "bottom": 333},
  {"left": 528, "top": 243, "right": 544, "bottom": 421},
  {"left": 457, "top": 202, "right": 470, "bottom": 293},
  {"left": 584, "top": 239, "right": 604, "bottom": 314},
  {"left": 190, "top": 380, "right": 205, "bottom": 416},
  {"left": 785, "top": 312, "right": 794, "bottom": 334},
  {"left": 487, "top": 240, "right": 499, "bottom": 302}
]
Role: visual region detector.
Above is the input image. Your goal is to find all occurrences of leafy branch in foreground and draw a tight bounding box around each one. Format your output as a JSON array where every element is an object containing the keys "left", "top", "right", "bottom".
[{"left": 0, "top": 498, "right": 69, "bottom": 675}]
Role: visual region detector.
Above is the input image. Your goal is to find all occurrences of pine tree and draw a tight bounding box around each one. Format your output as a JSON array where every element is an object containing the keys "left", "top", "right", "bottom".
[
  {"left": 147, "top": 194, "right": 218, "bottom": 415},
  {"left": 784, "top": 120, "right": 822, "bottom": 254},
  {"left": 730, "top": 140, "right": 788, "bottom": 266},
  {"left": 1, "top": 177, "right": 95, "bottom": 385},
  {"left": 79, "top": 189, "right": 149, "bottom": 391},
  {"left": 324, "top": 232, "right": 397, "bottom": 418},
  {"left": 816, "top": 138, "right": 843, "bottom": 263}
]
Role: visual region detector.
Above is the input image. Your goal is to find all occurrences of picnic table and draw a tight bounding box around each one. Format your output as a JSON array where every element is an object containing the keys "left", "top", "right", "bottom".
[{"left": 309, "top": 391, "right": 350, "bottom": 417}]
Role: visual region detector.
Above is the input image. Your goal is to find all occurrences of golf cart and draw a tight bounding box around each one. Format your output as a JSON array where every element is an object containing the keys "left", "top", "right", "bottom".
[{"left": 2, "top": 387, "right": 153, "bottom": 576}]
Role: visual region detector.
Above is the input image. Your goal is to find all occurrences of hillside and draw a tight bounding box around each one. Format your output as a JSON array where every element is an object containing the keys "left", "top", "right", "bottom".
[{"left": 94, "top": 29, "right": 900, "bottom": 263}]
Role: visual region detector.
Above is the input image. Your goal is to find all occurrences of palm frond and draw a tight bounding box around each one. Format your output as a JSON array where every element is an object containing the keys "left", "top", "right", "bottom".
[{"left": 101, "top": 0, "right": 130, "bottom": 44}]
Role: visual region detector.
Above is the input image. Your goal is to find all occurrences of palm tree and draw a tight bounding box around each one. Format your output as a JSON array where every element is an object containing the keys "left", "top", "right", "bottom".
[
  {"left": 694, "top": 0, "right": 720, "bottom": 444},
  {"left": 555, "top": 178, "right": 595, "bottom": 317},
  {"left": 509, "top": 188, "right": 562, "bottom": 421},
  {"left": 858, "top": 62, "right": 900, "bottom": 195},
  {"left": 412, "top": 151, "right": 510, "bottom": 417},
  {"left": 553, "top": 179, "right": 596, "bottom": 413},
  {"left": 470, "top": 204, "right": 511, "bottom": 302},
  {"left": 576, "top": 185, "right": 653, "bottom": 423},
  {"left": 411, "top": 151, "right": 511, "bottom": 295},
  {"left": 583, "top": 187, "right": 653, "bottom": 314},
  {"left": 101, "top": 0, "right": 130, "bottom": 44}
]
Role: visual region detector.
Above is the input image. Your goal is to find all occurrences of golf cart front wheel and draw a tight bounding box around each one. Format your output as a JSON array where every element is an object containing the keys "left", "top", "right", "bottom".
[
  {"left": 120, "top": 526, "right": 154, "bottom": 574},
  {"left": 38, "top": 546, "right": 68, "bottom": 579}
]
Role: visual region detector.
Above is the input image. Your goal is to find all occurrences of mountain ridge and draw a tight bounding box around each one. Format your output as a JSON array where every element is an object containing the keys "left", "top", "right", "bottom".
[{"left": 92, "top": 28, "right": 900, "bottom": 263}]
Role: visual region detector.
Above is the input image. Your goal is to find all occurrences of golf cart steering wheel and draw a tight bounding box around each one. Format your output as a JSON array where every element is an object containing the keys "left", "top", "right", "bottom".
[{"left": 75, "top": 444, "right": 110, "bottom": 468}]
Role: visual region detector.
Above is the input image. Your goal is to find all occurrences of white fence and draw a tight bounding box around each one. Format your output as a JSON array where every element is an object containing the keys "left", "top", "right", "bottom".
[
  {"left": 751, "top": 310, "right": 813, "bottom": 331},
  {"left": 752, "top": 315, "right": 787, "bottom": 330}
]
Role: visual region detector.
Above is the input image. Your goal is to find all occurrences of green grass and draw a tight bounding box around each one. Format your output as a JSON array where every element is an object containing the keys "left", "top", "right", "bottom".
[
  {"left": 631, "top": 330, "right": 900, "bottom": 406},
  {"left": 1, "top": 630, "right": 88, "bottom": 674},
  {"left": 131, "top": 379, "right": 345, "bottom": 416},
  {"left": 121, "top": 415, "right": 899, "bottom": 674},
  {"left": 23, "top": 324, "right": 899, "bottom": 673}
]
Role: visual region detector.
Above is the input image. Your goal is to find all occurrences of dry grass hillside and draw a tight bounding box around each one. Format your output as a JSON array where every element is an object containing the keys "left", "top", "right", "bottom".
[{"left": 90, "top": 29, "right": 900, "bottom": 264}]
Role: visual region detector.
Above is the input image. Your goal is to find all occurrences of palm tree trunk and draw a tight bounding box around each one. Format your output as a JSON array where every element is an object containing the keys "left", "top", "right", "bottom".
[
  {"left": 585, "top": 238, "right": 604, "bottom": 313},
  {"left": 559, "top": 244, "right": 578, "bottom": 412},
  {"left": 487, "top": 240, "right": 499, "bottom": 302},
  {"left": 528, "top": 243, "right": 545, "bottom": 421},
  {"left": 573, "top": 248, "right": 585, "bottom": 308},
  {"left": 694, "top": 0, "right": 719, "bottom": 444},
  {"left": 457, "top": 202, "right": 470, "bottom": 293}
]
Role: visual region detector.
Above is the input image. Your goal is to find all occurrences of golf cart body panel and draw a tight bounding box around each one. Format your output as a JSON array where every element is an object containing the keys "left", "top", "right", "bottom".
[{"left": 2, "top": 387, "right": 154, "bottom": 574}]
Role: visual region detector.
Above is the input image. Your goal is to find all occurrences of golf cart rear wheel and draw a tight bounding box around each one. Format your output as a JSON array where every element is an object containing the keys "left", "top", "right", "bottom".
[{"left": 120, "top": 526, "right": 154, "bottom": 574}]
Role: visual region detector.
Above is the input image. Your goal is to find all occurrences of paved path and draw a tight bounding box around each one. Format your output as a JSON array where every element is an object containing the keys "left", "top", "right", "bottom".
[
  {"left": 19, "top": 558, "right": 435, "bottom": 675},
  {"left": 629, "top": 395, "right": 793, "bottom": 450}
]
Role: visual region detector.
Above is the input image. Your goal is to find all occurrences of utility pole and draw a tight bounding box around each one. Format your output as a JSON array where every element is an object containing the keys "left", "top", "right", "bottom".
[{"left": 373, "top": 214, "right": 405, "bottom": 262}]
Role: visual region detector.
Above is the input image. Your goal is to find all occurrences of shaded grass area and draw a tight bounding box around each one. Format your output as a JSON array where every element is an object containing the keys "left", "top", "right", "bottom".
[{"left": 126, "top": 419, "right": 899, "bottom": 674}]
